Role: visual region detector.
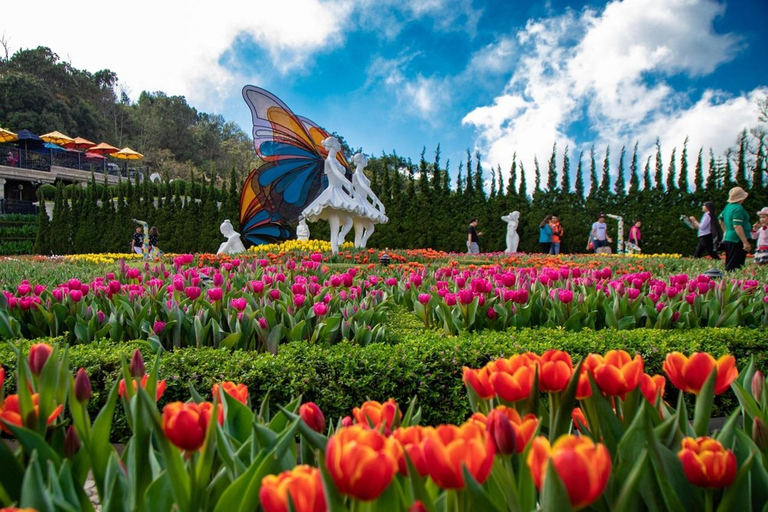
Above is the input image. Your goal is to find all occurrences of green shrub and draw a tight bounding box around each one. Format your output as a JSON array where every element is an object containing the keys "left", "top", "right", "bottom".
[
  {"left": 1, "top": 327, "right": 764, "bottom": 441},
  {"left": 40, "top": 184, "right": 57, "bottom": 200}
]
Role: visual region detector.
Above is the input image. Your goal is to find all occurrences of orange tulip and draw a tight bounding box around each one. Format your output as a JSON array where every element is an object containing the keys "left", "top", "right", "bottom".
[
  {"left": 639, "top": 374, "right": 666, "bottom": 404},
  {"left": 527, "top": 435, "right": 611, "bottom": 509},
  {"left": 299, "top": 402, "right": 327, "bottom": 434},
  {"left": 28, "top": 343, "right": 52, "bottom": 375},
  {"left": 576, "top": 367, "right": 592, "bottom": 400},
  {"left": 677, "top": 437, "right": 736, "bottom": 488},
  {"left": 325, "top": 425, "right": 399, "bottom": 501},
  {"left": 489, "top": 355, "right": 535, "bottom": 402},
  {"left": 530, "top": 350, "right": 573, "bottom": 393},
  {"left": 462, "top": 366, "right": 494, "bottom": 399},
  {"left": 0, "top": 366, "right": 5, "bottom": 390},
  {"left": 352, "top": 399, "right": 401, "bottom": 432},
  {"left": 161, "top": 401, "right": 221, "bottom": 451},
  {"left": 0, "top": 394, "right": 63, "bottom": 434},
  {"left": 118, "top": 375, "right": 167, "bottom": 401},
  {"left": 392, "top": 425, "right": 433, "bottom": 476},
  {"left": 212, "top": 381, "right": 249, "bottom": 404},
  {"left": 422, "top": 421, "right": 496, "bottom": 489},
  {"left": 587, "top": 351, "right": 644, "bottom": 397},
  {"left": 663, "top": 352, "right": 738, "bottom": 395},
  {"left": 260, "top": 465, "right": 326, "bottom": 512},
  {"left": 470, "top": 406, "right": 538, "bottom": 454},
  {"left": 572, "top": 408, "right": 588, "bottom": 432}
]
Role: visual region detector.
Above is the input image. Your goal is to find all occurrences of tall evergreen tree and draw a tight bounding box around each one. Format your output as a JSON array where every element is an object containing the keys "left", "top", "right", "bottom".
[
  {"left": 34, "top": 192, "right": 50, "bottom": 255},
  {"left": 723, "top": 149, "right": 734, "bottom": 188},
  {"left": 456, "top": 162, "right": 464, "bottom": 195},
  {"left": 546, "top": 143, "right": 558, "bottom": 193},
  {"left": 588, "top": 146, "right": 598, "bottom": 198},
  {"left": 507, "top": 153, "right": 518, "bottom": 196},
  {"left": 654, "top": 139, "right": 664, "bottom": 191},
  {"left": 694, "top": 148, "right": 704, "bottom": 192},
  {"left": 518, "top": 163, "right": 527, "bottom": 199},
  {"left": 465, "top": 150, "right": 474, "bottom": 195},
  {"left": 628, "top": 142, "right": 640, "bottom": 195},
  {"left": 575, "top": 151, "right": 585, "bottom": 198},
  {"left": 678, "top": 137, "right": 689, "bottom": 192},
  {"left": 666, "top": 148, "right": 677, "bottom": 191},
  {"left": 615, "top": 145, "right": 626, "bottom": 197},
  {"left": 431, "top": 144, "right": 442, "bottom": 193},
  {"left": 736, "top": 129, "right": 748, "bottom": 188},
  {"left": 418, "top": 147, "right": 430, "bottom": 198},
  {"left": 755, "top": 133, "right": 766, "bottom": 191},
  {"left": 705, "top": 149, "right": 717, "bottom": 192},
  {"left": 599, "top": 146, "right": 611, "bottom": 196},
  {"left": 561, "top": 146, "right": 571, "bottom": 194},
  {"left": 643, "top": 156, "right": 652, "bottom": 190},
  {"left": 496, "top": 164, "right": 505, "bottom": 198},
  {"left": 489, "top": 167, "right": 497, "bottom": 198},
  {"left": 474, "top": 151, "right": 485, "bottom": 198},
  {"left": 533, "top": 157, "right": 542, "bottom": 192}
]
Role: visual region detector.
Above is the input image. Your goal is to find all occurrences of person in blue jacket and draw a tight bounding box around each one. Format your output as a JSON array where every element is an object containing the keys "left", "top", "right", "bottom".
[{"left": 539, "top": 215, "right": 553, "bottom": 254}]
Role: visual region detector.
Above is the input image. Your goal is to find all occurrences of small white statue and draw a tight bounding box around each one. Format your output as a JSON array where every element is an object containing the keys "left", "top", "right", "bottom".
[
  {"left": 296, "top": 217, "right": 310, "bottom": 241},
  {"left": 217, "top": 219, "right": 247, "bottom": 255},
  {"left": 350, "top": 153, "right": 388, "bottom": 248},
  {"left": 301, "top": 137, "right": 358, "bottom": 253},
  {"left": 501, "top": 211, "right": 520, "bottom": 253}
]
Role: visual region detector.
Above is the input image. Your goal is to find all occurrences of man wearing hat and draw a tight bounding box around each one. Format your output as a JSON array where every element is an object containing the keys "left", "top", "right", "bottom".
[{"left": 718, "top": 186, "right": 752, "bottom": 271}]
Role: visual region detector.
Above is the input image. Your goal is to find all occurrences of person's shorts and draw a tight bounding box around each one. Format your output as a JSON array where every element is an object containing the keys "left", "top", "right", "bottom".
[
  {"left": 133, "top": 246, "right": 143, "bottom": 255},
  {"left": 468, "top": 242, "right": 479, "bottom": 255}
]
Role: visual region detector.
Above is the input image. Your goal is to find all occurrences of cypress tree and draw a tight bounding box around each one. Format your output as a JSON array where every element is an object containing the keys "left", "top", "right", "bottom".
[
  {"left": 418, "top": 147, "right": 430, "bottom": 198},
  {"left": 736, "top": 129, "right": 748, "bottom": 188},
  {"left": 723, "top": 150, "right": 734, "bottom": 188},
  {"left": 599, "top": 146, "right": 611, "bottom": 196},
  {"left": 546, "top": 143, "right": 558, "bottom": 193},
  {"left": 666, "top": 148, "right": 677, "bottom": 191},
  {"left": 496, "top": 164, "right": 504, "bottom": 198},
  {"left": 489, "top": 167, "right": 496, "bottom": 198},
  {"left": 615, "top": 145, "right": 626, "bottom": 197},
  {"left": 654, "top": 139, "right": 664, "bottom": 191},
  {"left": 456, "top": 162, "right": 464, "bottom": 195},
  {"left": 474, "top": 151, "right": 485, "bottom": 198},
  {"left": 643, "top": 156, "right": 652, "bottom": 190},
  {"left": 755, "top": 134, "right": 766, "bottom": 191},
  {"left": 575, "top": 151, "right": 585, "bottom": 198},
  {"left": 694, "top": 148, "right": 704, "bottom": 192},
  {"left": 705, "top": 149, "right": 717, "bottom": 192},
  {"left": 588, "top": 146, "right": 598, "bottom": 198},
  {"left": 465, "top": 150, "right": 474, "bottom": 196},
  {"left": 533, "top": 157, "right": 541, "bottom": 192},
  {"left": 518, "top": 163, "right": 527, "bottom": 199},
  {"left": 628, "top": 142, "right": 640, "bottom": 195},
  {"left": 432, "top": 144, "right": 442, "bottom": 193},
  {"left": 561, "top": 146, "right": 571, "bottom": 194},
  {"left": 507, "top": 153, "right": 518, "bottom": 196},
  {"left": 678, "top": 137, "right": 689, "bottom": 192},
  {"left": 34, "top": 192, "right": 51, "bottom": 255}
]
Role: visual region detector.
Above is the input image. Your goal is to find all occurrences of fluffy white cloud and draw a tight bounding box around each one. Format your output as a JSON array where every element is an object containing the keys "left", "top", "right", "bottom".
[{"left": 462, "top": 0, "right": 760, "bottom": 190}]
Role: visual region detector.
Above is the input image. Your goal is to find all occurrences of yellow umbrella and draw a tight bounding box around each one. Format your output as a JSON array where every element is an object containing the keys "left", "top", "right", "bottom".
[
  {"left": 40, "top": 130, "right": 75, "bottom": 145},
  {"left": 0, "top": 127, "right": 18, "bottom": 143},
  {"left": 110, "top": 147, "right": 144, "bottom": 160}
]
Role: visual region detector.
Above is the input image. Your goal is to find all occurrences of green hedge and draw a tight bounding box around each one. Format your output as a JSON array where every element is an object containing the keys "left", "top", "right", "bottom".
[{"left": 1, "top": 325, "right": 765, "bottom": 441}]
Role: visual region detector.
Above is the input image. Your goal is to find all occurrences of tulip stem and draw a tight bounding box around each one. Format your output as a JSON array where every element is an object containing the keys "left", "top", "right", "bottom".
[{"left": 704, "top": 489, "right": 713, "bottom": 512}]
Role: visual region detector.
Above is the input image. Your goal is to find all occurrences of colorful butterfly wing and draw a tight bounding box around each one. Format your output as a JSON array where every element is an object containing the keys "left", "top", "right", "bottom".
[
  {"left": 297, "top": 115, "right": 350, "bottom": 169},
  {"left": 239, "top": 167, "right": 294, "bottom": 246}
]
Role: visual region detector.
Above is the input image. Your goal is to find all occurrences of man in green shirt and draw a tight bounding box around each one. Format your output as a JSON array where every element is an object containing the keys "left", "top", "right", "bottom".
[{"left": 718, "top": 186, "right": 752, "bottom": 271}]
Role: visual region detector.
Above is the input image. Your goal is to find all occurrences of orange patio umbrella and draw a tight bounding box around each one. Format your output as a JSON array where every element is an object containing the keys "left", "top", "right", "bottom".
[
  {"left": 64, "top": 137, "right": 96, "bottom": 150},
  {"left": 40, "top": 131, "right": 75, "bottom": 145},
  {"left": 89, "top": 142, "right": 119, "bottom": 155},
  {"left": 110, "top": 147, "right": 144, "bottom": 160},
  {"left": 0, "top": 127, "right": 18, "bottom": 143}
]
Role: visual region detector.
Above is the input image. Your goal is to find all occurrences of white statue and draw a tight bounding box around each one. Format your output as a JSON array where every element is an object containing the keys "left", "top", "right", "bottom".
[
  {"left": 501, "top": 211, "right": 520, "bottom": 253},
  {"left": 350, "top": 153, "right": 388, "bottom": 248},
  {"left": 301, "top": 137, "right": 358, "bottom": 253},
  {"left": 296, "top": 217, "right": 310, "bottom": 241},
  {"left": 217, "top": 219, "right": 247, "bottom": 255}
]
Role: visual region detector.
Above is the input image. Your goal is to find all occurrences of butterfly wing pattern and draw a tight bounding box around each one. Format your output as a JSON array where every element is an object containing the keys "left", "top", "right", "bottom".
[{"left": 239, "top": 86, "right": 333, "bottom": 247}]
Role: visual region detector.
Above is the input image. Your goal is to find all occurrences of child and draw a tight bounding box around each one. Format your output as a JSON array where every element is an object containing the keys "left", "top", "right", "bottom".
[
  {"left": 148, "top": 226, "right": 163, "bottom": 258},
  {"left": 132, "top": 219, "right": 151, "bottom": 259},
  {"left": 752, "top": 208, "right": 768, "bottom": 264},
  {"left": 131, "top": 226, "right": 144, "bottom": 255}
]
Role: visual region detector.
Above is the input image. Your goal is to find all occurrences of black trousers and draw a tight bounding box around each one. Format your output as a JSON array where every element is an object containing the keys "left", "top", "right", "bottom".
[
  {"left": 541, "top": 242, "right": 551, "bottom": 254},
  {"left": 693, "top": 234, "right": 719, "bottom": 259},
  {"left": 723, "top": 241, "right": 747, "bottom": 271}
]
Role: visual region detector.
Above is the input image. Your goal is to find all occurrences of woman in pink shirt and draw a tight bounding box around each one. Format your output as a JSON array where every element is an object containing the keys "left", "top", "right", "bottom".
[{"left": 628, "top": 220, "right": 641, "bottom": 249}]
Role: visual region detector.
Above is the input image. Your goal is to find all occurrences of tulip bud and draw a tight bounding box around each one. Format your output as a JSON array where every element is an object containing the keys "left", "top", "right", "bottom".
[
  {"left": 75, "top": 368, "right": 92, "bottom": 403},
  {"left": 752, "top": 371, "right": 764, "bottom": 402},
  {"left": 409, "top": 501, "right": 428, "bottom": 512},
  {"left": 754, "top": 417, "right": 768, "bottom": 450},
  {"left": 486, "top": 409, "right": 517, "bottom": 455},
  {"left": 130, "top": 349, "right": 145, "bottom": 378},
  {"left": 300, "top": 402, "right": 327, "bottom": 434},
  {"left": 64, "top": 425, "right": 81, "bottom": 458},
  {"left": 29, "top": 343, "right": 53, "bottom": 375},
  {"left": 0, "top": 366, "right": 5, "bottom": 390},
  {"left": 341, "top": 415, "right": 353, "bottom": 427}
]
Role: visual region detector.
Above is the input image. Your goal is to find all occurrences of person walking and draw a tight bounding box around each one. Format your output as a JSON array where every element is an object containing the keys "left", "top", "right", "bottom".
[
  {"left": 689, "top": 202, "right": 721, "bottom": 259},
  {"left": 131, "top": 225, "right": 144, "bottom": 255},
  {"left": 549, "top": 215, "right": 563, "bottom": 255},
  {"left": 718, "top": 187, "right": 752, "bottom": 271},
  {"left": 628, "top": 220, "right": 642, "bottom": 249},
  {"left": 591, "top": 214, "right": 612, "bottom": 252},
  {"left": 539, "top": 215, "right": 553, "bottom": 254},
  {"left": 467, "top": 218, "right": 482, "bottom": 254},
  {"left": 148, "top": 226, "right": 163, "bottom": 259},
  {"left": 751, "top": 208, "right": 768, "bottom": 264}
]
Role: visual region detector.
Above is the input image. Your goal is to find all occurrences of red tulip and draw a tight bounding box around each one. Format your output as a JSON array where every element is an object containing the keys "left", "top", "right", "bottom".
[
  {"left": 470, "top": 406, "right": 538, "bottom": 454},
  {"left": 260, "top": 465, "right": 326, "bottom": 512},
  {"left": 531, "top": 350, "right": 573, "bottom": 393},
  {"left": 212, "top": 381, "right": 249, "bottom": 404},
  {"left": 489, "top": 355, "right": 535, "bottom": 402},
  {"left": 677, "top": 437, "right": 736, "bottom": 488},
  {"left": 392, "top": 425, "right": 433, "bottom": 476},
  {"left": 352, "top": 399, "right": 401, "bottom": 432},
  {"left": 129, "top": 349, "right": 145, "bottom": 377},
  {"left": 462, "top": 366, "right": 495, "bottom": 399},
  {"left": 75, "top": 368, "right": 92, "bottom": 403},
  {"left": 0, "top": 393, "right": 63, "bottom": 434},
  {"left": 118, "top": 375, "right": 167, "bottom": 401},
  {"left": 663, "top": 352, "right": 738, "bottom": 395},
  {"left": 422, "top": 421, "right": 496, "bottom": 489},
  {"left": 527, "top": 435, "right": 611, "bottom": 509},
  {"left": 28, "top": 343, "right": 52, "bottom": 375},
  {"left": 586, "top": 350, "right": 644, "bottom": 397},
  {"left": 639, "top": 373, "right": 666, "bottom": 405},
  {"left": 299, "top": 402, "right": 327, "bottom": 434},
  {"left": 572, "top": 407, "right": 588, "bottom": 432},
  {"left": 162, "top": 401, "right": 221, "bottom": 451}
]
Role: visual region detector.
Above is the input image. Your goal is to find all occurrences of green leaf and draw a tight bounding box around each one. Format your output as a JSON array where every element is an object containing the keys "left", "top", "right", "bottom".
[
  {"left": 462, "top": 465, "right": 504, "bottom": 512},
  {"left": 89, "top": 380, "right": 120, "bottom": 497},
  {"left": 540, "top": 459, "right": 574, "bottom": 512},
  {"left": 19, "top": 452, "right": 55, "bottom": 512},
  {"left": 0, "top": 433, "right": 24, "bottom": 502},
  {"left": 144, "top": 472, "right": 174, "bottom": 512},
  {"left": 716, "top": 451, "right": 755, "bottom": 512},
  {"left": 612, "top": 450, "right": 649, "bottom": 512},
  {"left": 693, "top": 368, "right": 717, "bottom": 437}
]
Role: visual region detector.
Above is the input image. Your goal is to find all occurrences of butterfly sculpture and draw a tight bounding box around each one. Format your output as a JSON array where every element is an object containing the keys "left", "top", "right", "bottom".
[{"left": 240, "top": 86, "right": 348, "bottom": 247}]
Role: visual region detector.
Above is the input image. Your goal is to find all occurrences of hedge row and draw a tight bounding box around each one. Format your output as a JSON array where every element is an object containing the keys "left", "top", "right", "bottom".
[{"left": 2, "top": 322, "right": 765, "bottom": 441}]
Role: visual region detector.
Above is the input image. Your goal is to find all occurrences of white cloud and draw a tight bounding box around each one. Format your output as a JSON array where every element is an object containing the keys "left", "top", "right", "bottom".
[
  {"left": 462, "top": 0, "right": 760, "bottom": 191},
  {"left": 366, "top": 55, "right": 448, "bottom": 121}
]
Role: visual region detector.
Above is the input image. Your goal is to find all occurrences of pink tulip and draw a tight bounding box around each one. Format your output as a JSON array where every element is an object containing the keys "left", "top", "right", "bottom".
[
  {"left": 258, "top": 318, "right": 268, "bottom": 329},
  {"left": 17, "top": 284, "right": 31, "bottom": 296},
  {"left": 230, "top": 298, "right": 247, "bottom": 311},
  {"left": 213, "top": 273, "right": 224, "bottom": 286},
  {"left": 487, "top": 307, "right": 498, "bottom": 320},
  {"left": 557, "top": 289, "right": 574, "bottom": 304},
  {"left": 153, "top": 321, "right": 166, "bottom": 333},
  {"left": 313, "top": 303, "right": 328, "bottom": 316},
  {"left": 294, "top": 294, "right": 306, "bottom": 307},
  {"left": 269, "top": 289, "right": 280, "bottom": 300},
  {"left": 207, "top": 288, "right": 224, "bottom": 302},
  {"left": 418, "top": 293, "right": 431, "bottom": 305},
  {"left": 185, "top": 287, "right": 201, "bottom": 300},
  {"left": 69, "top": 289, "right": 83, "bottom": 302}
]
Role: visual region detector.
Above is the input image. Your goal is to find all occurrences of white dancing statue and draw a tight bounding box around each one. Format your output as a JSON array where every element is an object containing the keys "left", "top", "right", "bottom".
[
  {"left": 501, "top": 211, "right": 520, "bottom": 253},
  {"left": 302, "top": 137, "right": 359, "bottom": 254},
  {"left": 217, "top": 219, "right": 247, "bottom": 255},
  {"left": 350, "top": 153, "right": 387, "bottom": 248}
]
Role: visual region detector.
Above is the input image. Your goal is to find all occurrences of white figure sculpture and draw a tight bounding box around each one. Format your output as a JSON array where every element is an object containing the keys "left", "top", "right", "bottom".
[
  {"left": 296, "top": 217, "right": 310, "bottom": 241},
  {"left": 501, "top": 211, "right": 520, "bottom": 253},
  {"left": 217, "top": 219, "right": 247, "bottom": 255},
  {"left": 350, "top": 153, "right": 388, "bottom": 248},
  {"left": 301, "top": 137, "right": 358, "bottom": 253}
]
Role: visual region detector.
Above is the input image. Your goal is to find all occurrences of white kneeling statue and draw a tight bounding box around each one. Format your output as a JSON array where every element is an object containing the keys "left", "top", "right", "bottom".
[
  {"left": 501, "top": 211, "right": 520, "bottom": 253},
  {"left": 296, "top": 217, "right": 310, "bottom": 241},
  {"left": 217, "top": 219, "right": 247, "bottom": 255}
]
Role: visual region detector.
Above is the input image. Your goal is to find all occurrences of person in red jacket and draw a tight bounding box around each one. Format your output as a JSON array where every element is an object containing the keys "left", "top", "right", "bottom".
[{"left": 549, "top": 215, "right": 564, "bottom": 255}]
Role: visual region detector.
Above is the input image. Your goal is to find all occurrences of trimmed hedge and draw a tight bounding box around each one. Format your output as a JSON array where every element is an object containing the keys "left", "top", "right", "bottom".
[{"left": 1, "top": 323, "right": 766, "bottom": 441}]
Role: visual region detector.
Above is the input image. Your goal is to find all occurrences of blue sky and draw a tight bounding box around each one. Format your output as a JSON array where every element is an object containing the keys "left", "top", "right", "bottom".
[{"left": 3, "top": 0, "right": 767, "bottom": 187}]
